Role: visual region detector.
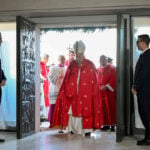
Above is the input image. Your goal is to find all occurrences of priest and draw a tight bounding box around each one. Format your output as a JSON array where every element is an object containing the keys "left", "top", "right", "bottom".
[
  {"left": 52, "top": 40, "right": 101, "bottom": 136},
  {"left": 97, "top": 55, "right": 116, "bottom": 131}
]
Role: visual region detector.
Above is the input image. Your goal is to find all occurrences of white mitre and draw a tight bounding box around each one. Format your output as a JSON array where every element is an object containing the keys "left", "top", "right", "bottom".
[
  {"left": 73, "top": 40, "right": 86, "bottom": 54},
  {"left": 41, "top": 53, "right": 49, "bottom": 59}
]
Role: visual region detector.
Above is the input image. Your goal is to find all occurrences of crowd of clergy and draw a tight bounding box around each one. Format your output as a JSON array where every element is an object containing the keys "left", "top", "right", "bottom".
[{"left": 40, "top": 40, "right": 116, "bottom": 136}]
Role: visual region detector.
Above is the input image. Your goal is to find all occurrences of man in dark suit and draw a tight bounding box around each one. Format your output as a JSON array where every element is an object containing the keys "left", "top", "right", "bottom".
[{"left": 132, "top": 34, "right": 150, "bottom": 146}]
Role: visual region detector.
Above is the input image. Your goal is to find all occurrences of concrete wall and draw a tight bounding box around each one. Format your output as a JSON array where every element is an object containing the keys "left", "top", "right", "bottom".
[{"left": 0, "top": 0, "right": 150, "bottom": 12}]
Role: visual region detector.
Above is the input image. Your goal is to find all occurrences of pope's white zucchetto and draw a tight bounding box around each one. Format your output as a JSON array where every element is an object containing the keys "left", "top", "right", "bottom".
[
  {"left": 73, "top": 40, "right": 86, "bottom": 54},
  {"left": 41, "top": 53, "right": 49, "bottom": 59}
]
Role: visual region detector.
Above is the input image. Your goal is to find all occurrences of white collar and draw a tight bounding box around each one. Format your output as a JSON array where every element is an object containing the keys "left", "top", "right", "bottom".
[
  {"left": 100, "top": 64, "right": 108, "bottom": 68},
  {"left": 142, "top": 48, "right": 149, "bottom": 54}
]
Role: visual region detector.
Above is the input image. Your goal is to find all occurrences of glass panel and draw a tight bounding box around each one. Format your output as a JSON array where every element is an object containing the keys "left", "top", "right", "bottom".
[
  {"left": 0, "top": 23, "right": 16, "bottom": 130},
  {"left": 132, "top": 17, "right": 150, "bottom": 129}
]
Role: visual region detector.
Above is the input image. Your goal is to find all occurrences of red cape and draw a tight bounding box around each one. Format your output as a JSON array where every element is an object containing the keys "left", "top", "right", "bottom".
[
  {"left": 97, "top": 64, "right": 116, "bottom": 125},
  {"left": 52, "top": 59, "right": 101, "bottom": 129}
]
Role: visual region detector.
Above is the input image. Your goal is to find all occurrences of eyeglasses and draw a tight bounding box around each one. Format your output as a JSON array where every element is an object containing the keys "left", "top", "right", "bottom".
[{"left": 136, "top": 40, "right": 143, "bottom": 44}]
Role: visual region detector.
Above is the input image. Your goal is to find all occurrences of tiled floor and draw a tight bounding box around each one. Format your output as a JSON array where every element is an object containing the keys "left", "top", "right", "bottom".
[{"left": 0, "top": 129, "right": 149, "bottom": 150}]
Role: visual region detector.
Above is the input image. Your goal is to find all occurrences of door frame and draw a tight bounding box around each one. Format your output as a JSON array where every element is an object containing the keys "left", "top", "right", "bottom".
[
  {"left": 17, "top": 14, "right": 129, "bottom": 141},
  {"left": 116, "top": 13, "right": 133, "bottom": 142},
  {"left": 2, "top": 12, "right": 149, "bottom": 141}
]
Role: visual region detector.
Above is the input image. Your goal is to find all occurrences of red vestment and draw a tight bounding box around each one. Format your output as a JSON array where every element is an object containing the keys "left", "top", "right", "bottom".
[
  {"left": 52, "top": 59, "right": 101, "bottom": 129},
  {"left": 40, "top": 61, "right": 50, "bottom": 107},
  {"left": 97, "top": 64, "right": 116, "bottom": 126},
  {"left": 65, "top": 60, "right": 69, "bottom": 67}
]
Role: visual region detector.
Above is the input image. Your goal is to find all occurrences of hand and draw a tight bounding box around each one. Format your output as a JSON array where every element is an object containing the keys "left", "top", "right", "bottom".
[
  {"left": 40, "top": 74, "right": 47, "bottom": 81},
  {"left": 131, "top": 87, "right": 137, "bottom": 95},
  {"left": 59, "top": 75, "right": 64, "bottom": 79},
  {"left": 0, "top": 80, "right": 6, "bottom": 86},
  {"left": 100, "top": 85, "right": 108, "bottom": 91}
]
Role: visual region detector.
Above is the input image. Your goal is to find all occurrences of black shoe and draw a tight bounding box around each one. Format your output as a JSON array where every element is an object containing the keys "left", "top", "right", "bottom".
[
  {"left": 101, "top": 126, "right": 110, "bottom": 131},
  {"left": 110, "top": 126, "right": 115, "bottom": 132},
  {"left": 58, "top": 130, "right": 64, "bottom": 134},
  {"left": 85, "top": 132, "right": 91, "bottom": 136},
  {"left": 137, "top": 139, "right": 150, "bottom": 145},
  {"left": 70, "top": 131, "right": 75, "bottom": 134},
  {"left": 0, "top": 139, "right": 5, "bottom": 142}
]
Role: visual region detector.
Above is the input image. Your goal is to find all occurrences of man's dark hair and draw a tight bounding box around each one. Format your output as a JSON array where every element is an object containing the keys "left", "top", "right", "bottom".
[
  {"left": 99, "top": 55, "right": 107, "bottom": 61},
  {"left": 138, "top": 34, "right": 150, "bottom": 46}
]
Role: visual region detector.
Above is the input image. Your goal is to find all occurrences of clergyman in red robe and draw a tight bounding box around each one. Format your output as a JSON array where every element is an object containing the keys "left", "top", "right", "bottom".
[
  {"left": 52, "top": 40, "right": 101, "bottom": 136},
  {"left": 97, "top": 55, "right": 116, "bottom": 131},
  {"left": 65, "top": 48, "right": 75, "bottom": 67},
  {"left": 40, "top": 54, "right": 50, "bottom": 119}
]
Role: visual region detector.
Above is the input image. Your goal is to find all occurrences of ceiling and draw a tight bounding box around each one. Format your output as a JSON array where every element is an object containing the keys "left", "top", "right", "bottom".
[{"left": 0, "top": 8, "right": 150, "bottom": 28}]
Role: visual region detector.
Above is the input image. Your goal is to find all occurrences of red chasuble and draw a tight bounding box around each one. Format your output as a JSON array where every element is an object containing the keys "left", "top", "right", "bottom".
[
  {"left": 97, "top": 64, "right": 116, "bottom": 126},
  {"left": 52, "top": 59, "right": 101, "bottom": 129},
  {"left": 40, "top": 61, "right": 50, "bottom": 107}
]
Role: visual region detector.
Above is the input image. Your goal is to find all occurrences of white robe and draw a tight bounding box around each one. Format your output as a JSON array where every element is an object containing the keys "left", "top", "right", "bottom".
[{"left": 49, "top": 65, "right": 66, "bottom": 104}]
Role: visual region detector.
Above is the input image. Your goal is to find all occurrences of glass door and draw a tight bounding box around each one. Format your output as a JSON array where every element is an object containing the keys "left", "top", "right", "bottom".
[{"left": 131, "top": 16, "right": 150, "bottom": 134}]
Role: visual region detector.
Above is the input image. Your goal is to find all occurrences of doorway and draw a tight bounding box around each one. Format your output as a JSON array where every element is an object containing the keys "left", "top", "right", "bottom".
[
  {"left": 39, "top": 27, "right": 117, "bottom": 132},
  {"left": 0, "top": 15, "right": 119, "bottom": 140}
]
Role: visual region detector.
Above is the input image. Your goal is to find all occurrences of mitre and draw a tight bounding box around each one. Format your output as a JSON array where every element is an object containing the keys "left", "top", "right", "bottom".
[{"left": 73, "top": 40, "right": 85, "bottom": 54}]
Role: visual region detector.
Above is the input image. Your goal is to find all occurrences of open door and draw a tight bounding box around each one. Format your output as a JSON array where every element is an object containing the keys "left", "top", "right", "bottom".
[
  {"left": 116, "top": 14, "right": 132, "bottom": 142},
  {"left": 16, "top": 16, "right": 40, "bottom": 139}
]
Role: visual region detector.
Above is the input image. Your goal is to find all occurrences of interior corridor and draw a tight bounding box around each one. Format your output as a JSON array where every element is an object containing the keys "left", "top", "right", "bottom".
[{"left": 0, "top": 130, "right": 149, "bottom": 150}]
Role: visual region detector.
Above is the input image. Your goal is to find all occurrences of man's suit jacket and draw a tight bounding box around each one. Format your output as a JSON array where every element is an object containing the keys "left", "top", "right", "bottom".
[{"left": 134, "top": 49, "right": 150, "bottom": 93}]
